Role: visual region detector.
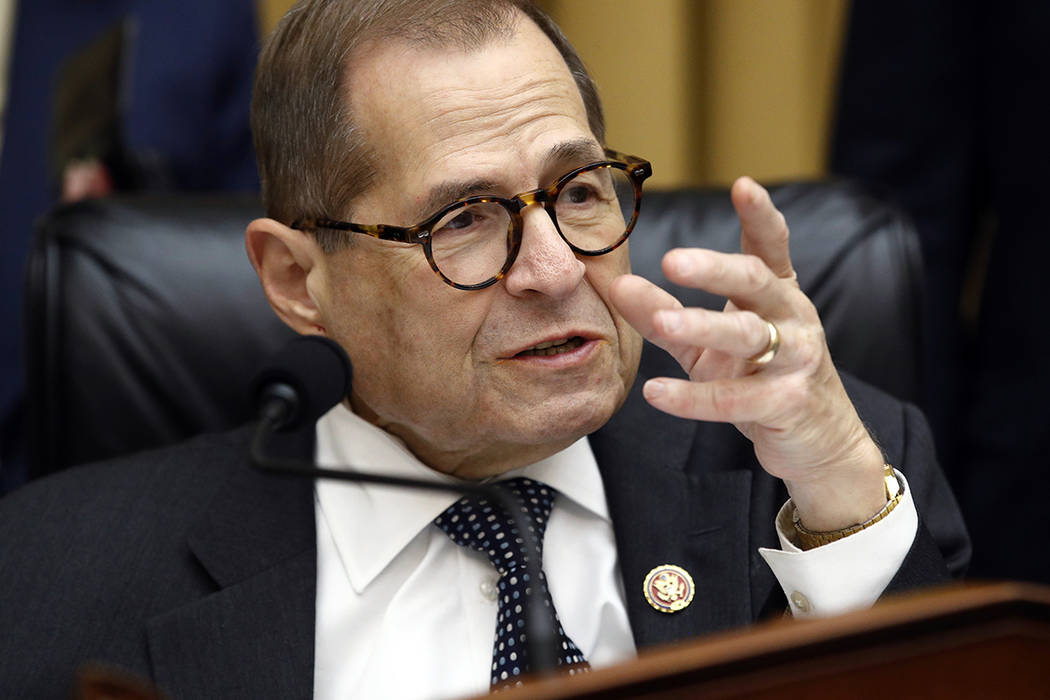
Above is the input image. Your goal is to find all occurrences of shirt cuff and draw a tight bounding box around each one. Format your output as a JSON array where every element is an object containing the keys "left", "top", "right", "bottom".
[{"left": 758, "top": 470, "right": 918, "bottom": 617}]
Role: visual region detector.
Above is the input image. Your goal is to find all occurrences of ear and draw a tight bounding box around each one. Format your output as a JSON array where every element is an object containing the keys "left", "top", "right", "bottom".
[{"left": 245, "top": 218, "right": 328, "bottom": 335}]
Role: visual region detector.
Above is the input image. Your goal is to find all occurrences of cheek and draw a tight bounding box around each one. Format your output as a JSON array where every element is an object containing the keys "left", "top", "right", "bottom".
[
  {"left": 618, "top": 319, "right": 643, "bottom": 384},
  {"left": 323, "top": 258, "right": 496, "bottom": 421},
  {"left": 588, "top": 248, "right": 642, "bottom": 378},
  {"left": 320, "top": 255, "right": 417, "bottom": 392},
  {"left": 589, "top": 243, "right": 633, "bottom": 291}
]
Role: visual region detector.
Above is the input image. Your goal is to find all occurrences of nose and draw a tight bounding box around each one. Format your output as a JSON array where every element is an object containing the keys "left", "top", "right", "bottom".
[{"left": 501, "top": 203, "right": 586, "bottom": 298}]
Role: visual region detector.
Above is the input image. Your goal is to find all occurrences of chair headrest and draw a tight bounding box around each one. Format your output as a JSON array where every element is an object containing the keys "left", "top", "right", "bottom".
[{"left": 25, "top": 181, "right": 921, "bottom": 476}]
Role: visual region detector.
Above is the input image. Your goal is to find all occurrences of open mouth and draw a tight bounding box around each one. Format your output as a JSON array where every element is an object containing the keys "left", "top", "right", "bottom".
[{"left": 515, "top": 336, "right": 586, "bottom": 357}]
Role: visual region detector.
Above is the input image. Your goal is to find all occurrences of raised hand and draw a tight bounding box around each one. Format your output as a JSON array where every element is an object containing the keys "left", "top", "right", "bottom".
[{"left": 610, "top": 177, "right": 887, "bottom": 531}]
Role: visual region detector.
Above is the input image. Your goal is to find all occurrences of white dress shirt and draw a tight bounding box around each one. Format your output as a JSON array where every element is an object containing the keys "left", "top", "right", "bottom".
[{"left": 313, "top": 404, "right": 917, "bottom": 699}]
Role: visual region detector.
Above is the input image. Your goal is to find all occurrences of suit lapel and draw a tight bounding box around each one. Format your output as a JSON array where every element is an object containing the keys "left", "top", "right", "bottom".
[
  {"left": 591, "top": 370, "right": 758, "bottom": 650},
  {"left": 147, "top": 426, "right": 318, "bottom": 700}
]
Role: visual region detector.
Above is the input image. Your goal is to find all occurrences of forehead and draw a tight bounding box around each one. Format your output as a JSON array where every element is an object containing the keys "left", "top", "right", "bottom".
[{"left": 345, "top": 15, "right": 596, "bottom": 215}]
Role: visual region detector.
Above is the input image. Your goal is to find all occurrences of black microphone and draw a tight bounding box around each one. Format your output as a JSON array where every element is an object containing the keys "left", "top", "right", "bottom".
[
  {"left": 248, "top": 335, "right": 560, "bottom": 678},
  {"left": 251, "top": 335, "right": 352, "bottom": 432}
]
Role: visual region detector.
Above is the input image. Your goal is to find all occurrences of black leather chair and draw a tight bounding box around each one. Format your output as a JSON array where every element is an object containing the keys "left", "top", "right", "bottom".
[{"left": 24, "top": 182, "right": 922, "bottom": 479}]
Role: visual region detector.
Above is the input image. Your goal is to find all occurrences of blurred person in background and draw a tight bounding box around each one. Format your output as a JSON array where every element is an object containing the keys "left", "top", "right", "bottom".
[
  {"left": 0, "top": 0, "right": 260, "bottom": 494},
  {"left": 833, "top": 0, "right": 1050, "bottom": 583}
]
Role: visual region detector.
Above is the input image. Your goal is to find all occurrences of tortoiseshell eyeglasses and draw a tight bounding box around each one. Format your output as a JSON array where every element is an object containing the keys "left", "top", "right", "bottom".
[{"left": 293, "top": 149, "right": 653, "bottom": 290}]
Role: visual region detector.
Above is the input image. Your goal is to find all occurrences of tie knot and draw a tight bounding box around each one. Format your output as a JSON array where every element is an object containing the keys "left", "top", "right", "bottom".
[{"left": 434, "top": 477, "right": 555, "bottom": 576}]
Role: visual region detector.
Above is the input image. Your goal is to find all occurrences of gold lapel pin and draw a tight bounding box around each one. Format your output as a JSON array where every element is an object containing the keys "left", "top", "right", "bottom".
[{"left": 643, "top": 564, "right": 695, "bottom": 613}]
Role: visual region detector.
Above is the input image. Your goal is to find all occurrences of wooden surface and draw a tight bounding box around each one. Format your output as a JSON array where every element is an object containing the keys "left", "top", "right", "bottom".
[
  {"left": 76, "top": 581, "right": 1050, "bottom": 698},
  {"left": 478, "top": 582, "right": 1050, "bottom": 699}
]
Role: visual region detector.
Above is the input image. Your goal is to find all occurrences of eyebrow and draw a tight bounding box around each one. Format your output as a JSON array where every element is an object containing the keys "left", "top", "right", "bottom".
[
  {"left": 417, "top": 179, "right": 502, "bottom": 222},
  {"left": 415, "top": 138, "right": 606, "bottom": 221},
  {"left": 543, "top": 138, "right": 605, "bottom": 170}
]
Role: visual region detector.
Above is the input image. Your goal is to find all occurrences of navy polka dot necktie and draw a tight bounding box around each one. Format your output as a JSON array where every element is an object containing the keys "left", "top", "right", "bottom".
[{"left": 434, "top": 477, "right": 589, "bottom": 690}]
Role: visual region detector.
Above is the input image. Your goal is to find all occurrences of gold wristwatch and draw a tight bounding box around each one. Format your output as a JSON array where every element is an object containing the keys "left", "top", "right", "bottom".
[{"left": 792, "top": 464, "right": 903, "bottom": 549}]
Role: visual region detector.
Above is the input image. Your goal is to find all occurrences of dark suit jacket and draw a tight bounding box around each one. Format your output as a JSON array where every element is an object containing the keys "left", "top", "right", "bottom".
[{"left": 0, "top": 372, "right": 969, "bottom": 699}]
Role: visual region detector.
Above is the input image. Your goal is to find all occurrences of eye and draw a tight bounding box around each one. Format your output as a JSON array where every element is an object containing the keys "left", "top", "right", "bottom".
[
  {"left": 443, "top": 210, "right": 477, "bottom": 231},
  {"left": 558, "top": 169, "right": 614, "bottom": 210},
  {"left": 564, "top": 184, "right": 595, "bottom": 205},
  {"left": 432, "top": 202, "right": 504, "bottom": 240}
]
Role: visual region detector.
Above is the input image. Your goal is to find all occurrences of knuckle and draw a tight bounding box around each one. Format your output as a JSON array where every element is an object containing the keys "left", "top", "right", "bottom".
[
  {"left": 708, "top": 382, "right": 738, "bottom": 416},
  {"left": 664, "top": 382, "right": 692, "bottom": 415},
  {"left": 739, "top": 313, "right": 767, "bottom": 350},
  {"left": 797, "top": 329, "right": 823, "bottom": 371},
  {"left": 778, "top": 372, "right": 810, "bottom": 407},
  {"left": 683, "top": 309, "right": 704, "bottom": 335},
  {"left": 771, "top": 213, "right": 791, "bottom": 250},
  {"left": 773, "top": 211, "right": 790, "bottom": 239},
  {"left": 707, "top": 255, "right": 728, "bottom": 282},
  {"left": 794, "top": 291, "right": 819, "bottom": 318},
  {"left": 795, "top": 325, "right": 827, "bottom": 370},
  {"left": 740, "top": 255, "right": 768, "bottom": 288}
]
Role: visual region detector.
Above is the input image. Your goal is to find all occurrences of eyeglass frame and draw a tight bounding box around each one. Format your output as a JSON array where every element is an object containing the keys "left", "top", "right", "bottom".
[{"left": 291, "top": 149, "right": 653, "bottom": 291}]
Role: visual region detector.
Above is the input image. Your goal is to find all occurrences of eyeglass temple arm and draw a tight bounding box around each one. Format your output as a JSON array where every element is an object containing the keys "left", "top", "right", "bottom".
[{"left": 292, "top": 218, "right": 423, "bottom": 244}]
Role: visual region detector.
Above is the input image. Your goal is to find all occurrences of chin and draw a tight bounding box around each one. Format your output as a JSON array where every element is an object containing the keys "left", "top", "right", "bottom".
[{"left": 514, "top": 388, "right": 622, "bottom": 446}]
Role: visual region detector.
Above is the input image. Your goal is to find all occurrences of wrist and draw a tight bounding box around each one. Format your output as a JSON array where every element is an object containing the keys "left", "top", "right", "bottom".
[
  {"left": 785, "top": 438, "right": 887, "bottom": 531},
  {"left": 792, "top": 464, "right": 904, "bottom": 549}
]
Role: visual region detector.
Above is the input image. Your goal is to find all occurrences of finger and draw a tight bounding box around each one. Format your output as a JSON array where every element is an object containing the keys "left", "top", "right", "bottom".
[
  {"left": 609, "top": 274, "right": 682, "bottom": 338},
  {"left": 731, "top": 176, "right": 795, "bottom": 280},
  {"left": 642, "top": 373, "right": 785, "bottom": 424},
  {"left": 652, "top": 307, "right": 776, "bottom": 363},
  {"left": 661, "top": 248, "right": 795, "bottom": 316},
  {"left": 609, "top": 274, "right": 704, "bottom": 368}
]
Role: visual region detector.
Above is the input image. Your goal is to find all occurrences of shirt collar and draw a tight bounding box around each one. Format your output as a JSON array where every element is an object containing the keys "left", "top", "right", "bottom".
[{"left": 314, "top": 403, "right": 610, "bottom": 593}]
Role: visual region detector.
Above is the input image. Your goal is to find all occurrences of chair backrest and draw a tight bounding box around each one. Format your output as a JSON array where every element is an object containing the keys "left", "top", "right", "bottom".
[{"left": 24, "top": 182, "right": 922, "bottom": 478}]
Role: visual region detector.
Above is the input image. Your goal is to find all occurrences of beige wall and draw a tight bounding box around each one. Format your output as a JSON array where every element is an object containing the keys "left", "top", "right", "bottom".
[
  {"left": 259, "top": 0, "right": 292, "bottom": 35},
  {"left": 258, "top": 0, "right": 848, "bottom": 188},
  {"left": 542, "top": 0, "right": 847, "bottom": 188}
]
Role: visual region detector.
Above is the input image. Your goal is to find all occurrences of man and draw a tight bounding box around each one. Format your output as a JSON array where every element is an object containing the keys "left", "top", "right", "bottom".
[{"left": 0, "top": 1, "right": 968, "bottom": 698}]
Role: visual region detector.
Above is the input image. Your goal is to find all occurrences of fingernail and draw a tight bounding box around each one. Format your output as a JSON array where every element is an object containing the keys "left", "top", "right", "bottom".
[
  {"left": 643, "top": 379, "right": 666, "bottom": 400},
  {"left": 656, "top": 310, "right": 682, "bottom": 333}
]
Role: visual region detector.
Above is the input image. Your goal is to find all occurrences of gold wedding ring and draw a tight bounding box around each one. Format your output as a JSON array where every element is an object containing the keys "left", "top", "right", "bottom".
[{"left": 747, "top": 320, "right": 780, "bottom": 365}]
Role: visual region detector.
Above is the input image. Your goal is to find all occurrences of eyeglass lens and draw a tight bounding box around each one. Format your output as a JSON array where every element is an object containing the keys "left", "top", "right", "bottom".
[{"left": 428, "top": 166, "right": 636, "bottom": 287}]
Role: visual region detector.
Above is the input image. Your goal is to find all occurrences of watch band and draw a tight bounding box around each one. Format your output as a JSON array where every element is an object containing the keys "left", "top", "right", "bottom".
[{"left": 792, "top": 464, "right": 903, "bottom": 549}]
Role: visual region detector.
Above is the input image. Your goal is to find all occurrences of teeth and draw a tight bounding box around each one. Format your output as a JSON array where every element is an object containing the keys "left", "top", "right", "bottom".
[
  {"left": 519, "top": 337, "right": 585, "bottom": 356},
  {"left": 532, "top": 338, "right": 570, "bottom": 350}
]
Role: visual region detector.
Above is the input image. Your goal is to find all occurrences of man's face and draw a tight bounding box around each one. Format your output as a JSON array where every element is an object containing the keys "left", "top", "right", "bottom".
[{"left": 310, "top": 16, "right": 642, "bottom": 478}]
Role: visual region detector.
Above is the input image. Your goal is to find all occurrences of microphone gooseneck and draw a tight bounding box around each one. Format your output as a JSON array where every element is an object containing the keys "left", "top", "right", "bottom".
[{"left": 248, "top": 335, "right": 560, "bottom": 678}]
